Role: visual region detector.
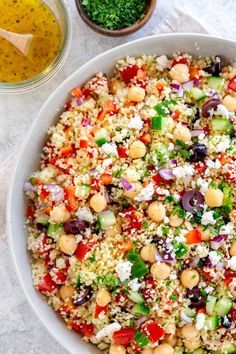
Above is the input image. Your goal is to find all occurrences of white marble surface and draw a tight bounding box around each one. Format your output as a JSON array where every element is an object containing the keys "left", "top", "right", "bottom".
[{"left": 1, "top": 0, "right": 236, "bottom": 353}]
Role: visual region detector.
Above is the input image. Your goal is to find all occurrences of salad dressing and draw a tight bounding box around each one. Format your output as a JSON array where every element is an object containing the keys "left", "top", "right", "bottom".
[{"left": 0, "top": 0, "right": 61, "bottom": 83}]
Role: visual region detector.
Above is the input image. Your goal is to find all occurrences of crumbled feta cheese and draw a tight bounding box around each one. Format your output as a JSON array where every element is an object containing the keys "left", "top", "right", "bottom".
[
  {"left": 205, "top": 286, "right": 214, "bottom": 294},
  {"left": 201, "top": 211, "right": 216, "bottom": 225},
  {"left": 96, "top": 322, "right": 121, "bottom": 340},
  {"left": 220, "top": 222, "right": 234, "bottom": 235},
  {"left": 196, "top": 178, "right": 209, "bottom": 194},
  {"left": 76, "top": 234, "right": 83, "bottom": 243},
  {"left": 209, "top": 251, "right": 221, "bottom": 266},
  {"left": 198, "top": 133, "right": 205, "bottom": 140},
  {"left": 128, "top": 278, "right": 141, "bottom": 291},
  {"left": 168, "top": 143, "right": 175, "bottom": 151},
  {"left": 135, "top": 182, "right": 154, "bottom": 202},
  {"left": 169, "top": 272, "right": 177, "bottom": 280},
  {"left": 128, "top": 115, "right": 143, "bottom": 130},
  {"left": 102, "top": 158, "right": 112, "bottom": 169},
  {"left": 206, "top": 159, "right": 221, "bottom": 170},
  {"left": 228, "top": 256, "right": 236, "bottom": 271},
  {"left": 76, "top": 207, "right": 94, "bottom": 223},
  {"left": 156, "top": 55, "right": 169, "bottom": 71},
  {"left": 164, "top": 216, "right": 170, "bottom": 224},
  {"left": 115, "top": 261, "right": 132, "bottom": 281},
  {"left": 216, "top": 137, "right": 230, "bottom": 153},
  {"left": 213, "top": 104, "right": 229, "bottom": 119},
  {"left": 196, "top": 245, "right": 209, "bottom": 258},
  {"left": 195, "top": 313, "right": 206, "bottom": 330},
  {"left": 155, "top": 187, "right": 170, "bottom": 196},
  {"left": 173, "top": 164, "right": 195, "bottom": 179},
  {"left": 100, "top": 143, "right": 118, "bottom": 156},
  {"left": 173, "top": 193, "right": 180, "bottom": 202}
]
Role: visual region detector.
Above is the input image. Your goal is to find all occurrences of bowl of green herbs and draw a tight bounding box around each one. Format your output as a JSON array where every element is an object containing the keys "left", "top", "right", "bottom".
[{"left": 75, "top": 0, "right": 157, "bottom": 36}]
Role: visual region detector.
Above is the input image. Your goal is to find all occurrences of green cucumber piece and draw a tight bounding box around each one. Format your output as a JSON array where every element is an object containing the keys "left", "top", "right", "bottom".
[
  {"left": 212, "top": 117, "right": 234, "bottom": 135},
  {"left": 205, "top": 314, "right": 219, "bottom": 330},
  {"left": 133, "top": 302, "right": 150, "bottom": 315},
  {"left": 207, "top": 76, "right": 224, "bottom": 93},
  {"left": 75, "top": 184, "right": 91, "bottom": 198},
  {"left": 127, "top": 290, "right": 144, "bottom": 304},
  {"left": 189, "top": 87, "right": 207, "bottom": 101},
  {"left": 184, "top": 307, "right": 196, "bottom": 318},
  {"left": 151, "top": 116, "right": 164, "bottom": 130},
  {"left": 224, "top": 341, "right": 236, "bottom": 354},
  {"left": 206, "top": 295, "right": 217, "bottom": 316},
  {"left": 95, "top": 128, "right": 109, "bottom": 146},
  {"left": 97, "top": 211, "right": 116, "bottom": 230},
  {"left": 174, "top": 348, "right": 184, "bottom": 354},
  {"left": 215, "top": 297, "right": 232, "bottom": 316},
  {"left": 154, "top": 99, "right": 177, "bottom": 115},
  {"left": 47, "top": 223, "right": 64, "bottom": 240}
]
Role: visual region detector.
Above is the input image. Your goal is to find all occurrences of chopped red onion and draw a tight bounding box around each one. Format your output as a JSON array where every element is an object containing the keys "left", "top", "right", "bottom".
[
  {"left": 210, "top": 235, "right": 224, "bottom": 250},
  {"left": 159, "top": 168, "right": 175, "bottom": 181},
  {"left": 182, "top": 80, "right": 194, "bottom": 91},
  {"left": 23, "top": 182, "right": 38, "bottom": 192},
  {"left": 178, "top": 87, "right": 184, "bottom": 98},
  {"left": 181, "top": 122, "right": 189, "bottom": 127},
  {"left": 76, "top": 97, "right": 84, "bottom": 106},
  {"left": 155, "top": 252, "right": 163, "bottom": 262},
  {"left": 216, "top": 261, "right": 224, "bottom": 269},
  {"left": 136, "top": 316, "right": 148, "bottom": 328},
  {"left": 120, "top": 178, "right": 133, "bottom": 191},
  {"left": 162, "top": 252, "right": 175, "bottom": 263},
  {"left": 169, "top": 159, "right": 178, "bottom": 166},
  {"left": 170, "top": 83, "right": 181, "bottom": 91},
  {"left": 46, "top": 184, "right": 64, "bottom": 202},
  {"left": 81, "top": 118, "right": 90, "bottom": 127},
  {"left": 103, "top": 189, "right": 111, "bottom": 203},
  {"left": 193, "top": 78, "right": 200, "bottom": 87},
  {"left": 191, "top": 129, "right": 204, "bottom": 137},
  {"left": 190, "top": 255, "right": 200, "bottom": 268},
  {"left": 181, "top": 310, "right": 193, "bottom": 324}
]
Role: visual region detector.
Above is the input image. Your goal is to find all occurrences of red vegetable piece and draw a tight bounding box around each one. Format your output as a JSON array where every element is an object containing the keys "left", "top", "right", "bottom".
[
  {"left": 39, "top": 187, "right": 50, "bottom": 202},
  {"left": 101, "top": 173, "right": 113, "bottom": 185},
  {"left": 185, "top": 229, "right": 201, "bottom": 244},
  {"left": 90, "top": 177, "right": 100, "bottom": 190},
  {"left": 152, "top": 173, "right": 172, "bottom": 185},
  {"left": 94, "top": 304, "right": 108, "bottom": 319},
  {"left": 142, "top": 322, "right": 165, "bottom": 343},
  {"left": 224, "top": 270, "right": 236, "bottom": 286},
  {"left": 172, "top": 58, "right": 188, "bottom": 67},
  {"left": 120, "top": 65, "right": 139, "bottom": 84},
  {"left": 113, "top": 327, "right": 135, "bottom": 345},
  {"left": 80, "top": 323, "right": 95, "bottom": 338},
  {"left": 75, "top": 242, "right": 95, "bottom": 262},
  {"left": 117, "top": 146, "right": 128, "bottom": 158},
  {"left": 143, "top": 276, "right": 157, "bottom": 302},
  {"left": 37, "top": 274, "right": 58, "bottom": 293},
  {"left": 64, "top": 186, "right": 77, "bottom": 212},
  {"left": 228, "top": 76, "right": 236, "bottom": 92},
  {"left": 139, "top": 133, "right": 152, "bottom": 144},
  {"left": 80, "top": 139, "right": 88, "bottom": 148},
  {"left": 71, "top": 87, "right": 83, "bottom": 98}
]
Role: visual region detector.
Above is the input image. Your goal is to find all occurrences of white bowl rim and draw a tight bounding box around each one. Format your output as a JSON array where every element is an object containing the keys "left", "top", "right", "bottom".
[{"left": 6, "top": 32, "right": 236, "bottom": 353}]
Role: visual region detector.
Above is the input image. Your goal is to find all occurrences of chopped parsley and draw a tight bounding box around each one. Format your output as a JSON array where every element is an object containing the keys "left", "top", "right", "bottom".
[
  {"left": 97, "top": 272, "right": 119, "bottom": 288},
  {"left": 175, "top": 139, "right": 190, "bottom": 159},
  {"left": 142, "top": 221, "right": 150, "bottom": 229},
  {"left": 169, "top": 293, "right": 178, "bottom": 302},
  {"left": 134, "top": 331, "right": 150, "bottom": 348}
]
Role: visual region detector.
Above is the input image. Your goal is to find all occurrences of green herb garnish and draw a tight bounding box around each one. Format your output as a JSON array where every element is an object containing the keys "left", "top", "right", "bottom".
[
  {"left": 175, "top": 139, "right": 190, "bottom": 159},
  {"left": 134, "top": 331, "right": 150, "bottom": 348}
]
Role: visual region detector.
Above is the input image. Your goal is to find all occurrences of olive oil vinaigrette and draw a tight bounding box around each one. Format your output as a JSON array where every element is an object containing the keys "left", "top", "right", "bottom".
[{"left": 0, "top": 0, "right": 61, "bottom": 83}]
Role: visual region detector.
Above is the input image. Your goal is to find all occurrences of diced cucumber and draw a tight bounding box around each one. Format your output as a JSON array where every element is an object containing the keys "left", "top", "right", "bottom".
[
  {"left": 189, "top": 87, "right": 207, "bottom": 101},
  {"left": 47, "top": 223, "right": 64, "bottom": 241},
  {"left": 95, "top": 128, "right": 109, "bottom": 146},
  {"left": 224, "top": 341, "right": 236, "bottom": 354},
  {"left": 205, "top": 314, "right": 219, "bottom": 330},
  {"left": 174, "top": 348, "right": 184, "bottom": 354},
  {"left": 207, "top": 76, "right": 224, "bottom": 93},
  {"left": 133, "top": 302, "right": 150, "bottom": 315},
  {"left": 97, "top": 211, "right": 116, "bottom": 230},
  {"left": 206, "top": 295, "right": 217, "bottom": 316},
  {"left": 184, "top": 307, "right": 196, "bottom": 318},
  {"left": 151, "top": 116, "right": 164, "bottom": 130},
  {"left": 75, "top": 184, "right": 91, "bottom": 198},
  {"left": 154, "top": 99, "right": 177, "bottom": 115},
  {"left": 193, "top": 349, "right": 207, "bottom": 354},
  {"left": 212, "top": 117, "right": 234, "bottom": 135},
  {"left": 175, "top": 243, "right": 188, "bottom": 258},
  {"left": 127, "top": 290, "right": 144, "bottom": 303},
  {"left": 36, "top": 212, "right": 49, "bottom": 225},
  {"left": 215, "top": 297, "right": 232, "bottom": 316}
]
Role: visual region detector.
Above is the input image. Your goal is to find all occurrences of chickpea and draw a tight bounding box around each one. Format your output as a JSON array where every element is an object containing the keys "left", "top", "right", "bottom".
[
  {"left": 180, "top": 269, "right": 199, "bottom": 289},
  {"left": 222, "top": 95, "right": 236, "bottom": 112},
  {"left": 140, "top": 244, "right": 158, "bottom": 263},
  {"left": 173, "top": 126, "right": 192, "bottom": 143},
  {"left": 50, "top": 205, "right": 70, "bottom": 223},
  {"left": 151, "top": 262, "right": 171, "bottom": 280},
  {"left": 96, "top": 288, "right": 111, "bottom": 307},
  {"left": 154, "top": 343, "right": 174, "bottom": 354},
  {"left": 230, "top": 241, "right": 236, "bottom": 256},
  {"left": 59, "top": 235, "right": 77, "bottom": 256},
  {"left": 110, "top": 79, "right": 123, "bottom": 95},
  {"left": 109, "top": 344, "right": 126, "bottom": 354},
  {"left": 142, "top": 348, "right": 154, "bottom": 354},
  {"left": 196, "top": 225, "right": 211, "bottom": 241},
  {"left": 129, "top": 140, "right": 146, "bottom": 159},
  {"left": 184, "top": 339, "right": 201, "bottom": 351},
  {"left": 105, "top": 223, "right": 122, "bottom": 237},
  {"left": 147, "top": 202, "right": 166, "bottom": 222},
  {"left": 169, "top": 64, "right": 190, "bottom": 83},
  {"left": 181, "top": 324, "right": 199, "bottom": 340},
  {"left": 127, "top": 86, "right": 146, "bottom": 102},
  {"left": 90, "top": 192, "right": 107, "bottom": 212},
  {"left": 169, "top": 214, "right": 184, "bottom": 227},
  {"left": 163, "top": 334, "right": 177, "bottom": 347},
  {"left": 124, "top": 181, "right": 142, "bottom": 199},
  {"left": 205, "top": 188, "right": 224, "bottom": 208},
  {"left": 60, "top": 285, "right": 74, "bottom": 301}
]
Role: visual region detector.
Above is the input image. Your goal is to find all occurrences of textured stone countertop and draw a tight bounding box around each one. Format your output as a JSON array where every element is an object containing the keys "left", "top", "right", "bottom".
[{"left": 1, "top": 0, "right": 236, "bottom": 353}]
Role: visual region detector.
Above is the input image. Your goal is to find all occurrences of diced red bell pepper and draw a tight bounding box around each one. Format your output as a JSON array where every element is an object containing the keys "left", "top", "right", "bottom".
[
  {"left": 115, "top": 292, "right": 129, "bottom": 305},
  {"left": 142, "top": 322, "right": 165, "bottom": 343},
  {"left": 194, "top": 161, "right": 207, "bottom": 177},
  {"left": 224, "top": 270, "right": 236, "bottom": 286},
  {"left": 152, "top": 173, "right": 173, "bottom": 185},
  {"left": 113, "top": 327, "right": 135, "bottom": 345},
  {"left": 230, "top": 308, "right": 236, "bottom": 321},
  {"left": 120, "top": 65, "right": 139, "bottom": 84},
  {"left": 94, "top": 304, "right": 108, "bottom": 319},
  {"left": 90, "top": 177, "right": 100, "bottom": 190},
  {"left": 37, "top": 274, "right": 58, "bottom": 293},
  {"left": 171, "top": 58, "right": 188, "bottom": 67},
  {"left": 60, "top": 145, "right": 74, "bottom": 157},
  {"left": 75, "top": 242, "right": 95, "bottom": 262},
  {"left": 228, "top": 76, "right": 236, "bottom": 92},
  {"left": 26, "top": 205, "right": 34, "bottom": 218},
  {"left": 39, "top": 187, "right": 50, "bottom": 202},
  {"left": 80, "top": 323, "right": 94, "bottom": 338},
  {"left": 71, "top": 322, "right": 81, "bottom": 333},
  {"left": 139, "top": 133, "right": 152, "bottom": 144},
  {"left": 82, "top": 87, "right": 92, "bottom": 98},
  {"left": 171, "top": 109, "right": 180, "bottom": 121},
  {"left": 52, "top": 270, "right": 67, "bottom": 284},
  {"left": 185, "top": 229, "right": 201, "bottom": 244},
  {"left": 79, "top": 139, "right": 88, "bottom": 148},
  {"left": 156, "top": 82, "right": 164, "bottom": 93},
  {"left": 189, "top": 66, "right": 200, "bottom": 80},
  {"left": 65, "top": 100, "right": 72, "bottom": 111},
  {"left": 98, "top": 100, "right": 117, "bottom": 120},
  {"left": 143, "top": 276, "right": 157, "bottom": 302},
  {"left": 64, "top": 186, "right": 77, "bottom": 212},
  {"left": 197, "top": 307, "right": 206, "bottom": 314},
  {"left": 101, "top": 173, "right": 113, "bottom": 185},
  {"left": 117, "top": 146, "right": 128, "bottom": 158},
  {"left": 71, "top": 87, "right": 83, "bottom": 98}
]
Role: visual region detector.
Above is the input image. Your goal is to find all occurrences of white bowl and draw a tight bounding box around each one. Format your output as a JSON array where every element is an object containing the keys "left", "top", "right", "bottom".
[{"left": 7, "top": 33, "right": 236, "bottom": 354}]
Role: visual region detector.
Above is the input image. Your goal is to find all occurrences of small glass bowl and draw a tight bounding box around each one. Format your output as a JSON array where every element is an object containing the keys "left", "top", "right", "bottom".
[{"left": 0, "top": 0, "right": 72, "bottom": 93}]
